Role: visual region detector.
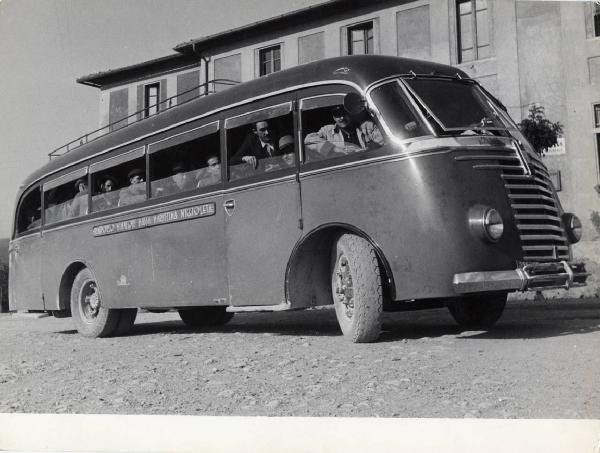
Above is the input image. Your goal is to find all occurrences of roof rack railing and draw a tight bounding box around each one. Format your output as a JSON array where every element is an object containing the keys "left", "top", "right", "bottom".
[{"left": 48, "top": 78, "right": 239, "bottom": 159}]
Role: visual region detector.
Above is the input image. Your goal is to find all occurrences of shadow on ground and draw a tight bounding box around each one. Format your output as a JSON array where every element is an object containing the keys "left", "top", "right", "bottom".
[{"left": 55, "top": 298, "right": 600, "bottom": 342}]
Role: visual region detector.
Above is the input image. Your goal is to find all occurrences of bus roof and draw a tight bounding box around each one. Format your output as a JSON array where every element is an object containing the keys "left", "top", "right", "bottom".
[{"left": 19, "top": 55, "right": 468, "bottom": 193}]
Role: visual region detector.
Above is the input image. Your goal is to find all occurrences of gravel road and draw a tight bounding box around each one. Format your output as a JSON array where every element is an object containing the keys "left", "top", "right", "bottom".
[{"left": 1, "top": 298, "right": 599, "bottom": 418}]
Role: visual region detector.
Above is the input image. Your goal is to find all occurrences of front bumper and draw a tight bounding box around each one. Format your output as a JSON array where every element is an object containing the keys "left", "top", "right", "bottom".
[{"left": 453, "top": 261, "right": 588, "bottom": 294}]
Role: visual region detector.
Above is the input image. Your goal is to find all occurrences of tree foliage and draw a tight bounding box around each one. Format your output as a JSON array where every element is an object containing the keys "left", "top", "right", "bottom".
[{"left": 518, "top": 105, "right": 563, "bottom": 156}]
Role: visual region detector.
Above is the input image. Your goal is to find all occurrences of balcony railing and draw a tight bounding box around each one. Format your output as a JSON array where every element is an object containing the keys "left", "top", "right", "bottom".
[{"left": 48, "top": 78, "right": 239, "bottom": 159}]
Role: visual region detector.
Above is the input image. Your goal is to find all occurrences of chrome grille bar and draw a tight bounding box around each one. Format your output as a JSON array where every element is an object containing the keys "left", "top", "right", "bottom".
[{"left": 455, "top": 144, "right": 570, "bottom": 262}]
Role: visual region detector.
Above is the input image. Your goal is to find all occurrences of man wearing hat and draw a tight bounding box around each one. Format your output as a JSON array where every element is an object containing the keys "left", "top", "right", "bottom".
[
  {"left": 264, "top": 135, "right": 295, "bottom": 171},
  {"left": 70, "top": 177, "right": 88, "bottom": 217},
  {"left": 304, "top": 105, "right": 383, "bottom": 157},
  {"left": 118, "top": 168, "right": 146, "bottom": 206}
]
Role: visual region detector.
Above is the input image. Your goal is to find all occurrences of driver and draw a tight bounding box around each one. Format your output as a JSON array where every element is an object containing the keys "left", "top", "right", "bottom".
[{"left": 304, "top": 105, "right": 383, "bottom": 157}]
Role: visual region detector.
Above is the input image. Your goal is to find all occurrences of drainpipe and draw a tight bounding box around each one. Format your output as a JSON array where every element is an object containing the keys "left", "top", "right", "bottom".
[{"left": 192, "top": 42, "right": 210, "bottom": 96}]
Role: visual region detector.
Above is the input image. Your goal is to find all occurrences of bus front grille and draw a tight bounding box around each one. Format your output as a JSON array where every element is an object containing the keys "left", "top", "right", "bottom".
[{"left": 455, "top": 146, "right": 570, "bottom": 262}]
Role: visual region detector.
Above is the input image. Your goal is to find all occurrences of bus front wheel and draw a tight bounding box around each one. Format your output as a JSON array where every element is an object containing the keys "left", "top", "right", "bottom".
[
  {"left": 331, "top": 234, "right": 383, "bottom": 343},
  {"left": 178, "top": 307, "right": 234, "bottom": 328},
  {"left": 70, "top": 268, "right": 121, "bottom": 338},
  {"left": 447, "top": 293, "right": 507, "bottom": 329}
]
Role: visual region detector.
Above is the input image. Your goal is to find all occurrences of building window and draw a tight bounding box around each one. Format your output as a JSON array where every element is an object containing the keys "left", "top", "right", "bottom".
[
  {"left": 456, "top": 0, "right": 490, "bottom": 63},
  {"left": 144, "top": 83, "right": 160, "bottom": 117},
  {"left": 347, "top": 22, "right": 374, "bottom": 55},
  {"left": 595, "top": 104, "right": 600, "bottom": 128},
  {"left": 259, "top": 45, "right": 281, "bottom": 76}
]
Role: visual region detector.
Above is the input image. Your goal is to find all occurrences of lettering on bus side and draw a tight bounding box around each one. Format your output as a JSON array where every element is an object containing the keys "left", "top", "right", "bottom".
[{"left": 92, "top": 202, "right": 216, "bottom": 237}]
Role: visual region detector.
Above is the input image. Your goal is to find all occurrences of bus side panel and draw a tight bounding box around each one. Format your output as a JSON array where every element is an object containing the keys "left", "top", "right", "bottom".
[
  {"left": 225, "top": 178, "right": 302, "bottom": 306},
  {"left": 9, "top": 235, "right": 44, "bottom": 311},
  {"left": 143, "top": 195, "right": 228, "bottom": 308},
  {"left": 42, "top": 222, "right": 154, "bottom": 310},
  {"left": 299, "top": 151, "right": 521, "bottom": 301}
]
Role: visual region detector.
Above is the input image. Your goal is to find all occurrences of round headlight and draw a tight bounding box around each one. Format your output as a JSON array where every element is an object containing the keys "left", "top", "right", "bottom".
[
  {"left": 469, "top": 206, "right": 504, "bottom": 243},
  {"left": 484, "top": 208, "right": 504, "bottom": 242},
  {"left": 562, "top": 213, "right": 582, "bottom": 244}
]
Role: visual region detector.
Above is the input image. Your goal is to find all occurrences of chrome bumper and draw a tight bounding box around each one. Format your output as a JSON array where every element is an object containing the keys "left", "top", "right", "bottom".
[{"left": 453, "top": 261, "right": 588, "bottom": 294}]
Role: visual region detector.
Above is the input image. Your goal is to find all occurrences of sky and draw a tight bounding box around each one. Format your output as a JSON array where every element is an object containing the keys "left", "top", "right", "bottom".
[{"left": 0, "top": 0, "right": 323, "bottom": 238}]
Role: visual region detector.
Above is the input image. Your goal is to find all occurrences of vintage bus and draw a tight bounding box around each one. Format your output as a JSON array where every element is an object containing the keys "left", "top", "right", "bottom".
[{"left": 10, "top": 55, "right": 587, "bottom": 342}]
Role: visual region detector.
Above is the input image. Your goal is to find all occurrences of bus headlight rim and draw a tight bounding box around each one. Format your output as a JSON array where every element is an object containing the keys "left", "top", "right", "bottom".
[
  {"left": 562, "top": 212, "right": 582, "bottom": 244},
  {"left": 468, "top": 205, "right": 504, "bottom": 243}
]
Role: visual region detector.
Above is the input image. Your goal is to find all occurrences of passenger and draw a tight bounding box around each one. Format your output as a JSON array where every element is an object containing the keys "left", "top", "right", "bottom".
[
  {"left": 231, "top": 120, "right": 281, "bottom": 168},
  {"left": 70, "top": 178, "right": 88, "bottom": 217},
  {"left": 196, "top": 155, "right": 221, "bottom": 188},
  {"left": 118, "top": 168, "right": 146, "bottom": 206},
  {"left": 304, "top": 105, "right": 383, "bottom": 157},
  {"left": 265, "top": 135, "right": 295, "bottom": 171},
  {"left": 26, "top": 207, "right": 41, "bottom": 230},
  {"left": 154, "top": 162, "right": 193, "bottom": 197},
  {"left": 279, "top": 135, "right": 295, "bottom": 167},
  {"left": 94, "top": 175, "right": 118, "bottom": 211}
]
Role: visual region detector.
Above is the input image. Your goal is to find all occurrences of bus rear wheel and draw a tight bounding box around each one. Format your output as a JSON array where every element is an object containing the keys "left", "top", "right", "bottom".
[
  {"left": 447, "top": 293, "right": 507, "bottom": 329},
  {"left": 331, "top": 234, "right": 383, "bottom": 343},
  {"left": 70, "top": 268, "right": 120, "bottom": 338},
  {"left": 178, "top": 306, "right": 234, "bottom": 328}
]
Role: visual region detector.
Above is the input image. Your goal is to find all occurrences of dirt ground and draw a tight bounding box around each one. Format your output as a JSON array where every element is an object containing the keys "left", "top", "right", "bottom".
[{"left": 0, "top": 298, "right": 599, "bottom": 418}]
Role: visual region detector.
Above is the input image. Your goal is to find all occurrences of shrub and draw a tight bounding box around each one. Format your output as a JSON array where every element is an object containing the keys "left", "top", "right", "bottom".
[{"left": 518, "top": 105, "right": 563, "bottom": 156}]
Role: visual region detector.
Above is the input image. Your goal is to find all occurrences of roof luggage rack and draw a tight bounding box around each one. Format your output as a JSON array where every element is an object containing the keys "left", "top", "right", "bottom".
[{"left": 48, "top": 78, "right": 239, "bottom": 159}]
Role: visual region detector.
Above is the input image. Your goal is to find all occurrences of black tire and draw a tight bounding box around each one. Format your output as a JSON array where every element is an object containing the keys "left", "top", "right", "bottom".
[
  {"left": 178, "top": 306, "right": 234, "bottom": 328},
  {"left": 330, "top": 233, "right": 383, "bottom": 343},
  {"left": 447, "top": 293, "right": 507, "bottom": 329},
  {"left": 113, "top": 308, "right": 138, "bottom": 336},
  {"left": 70, "top": 268, "right": 120, "bottom": 338}
]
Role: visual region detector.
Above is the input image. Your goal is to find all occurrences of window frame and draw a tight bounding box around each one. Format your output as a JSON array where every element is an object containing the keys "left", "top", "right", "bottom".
[
  {"left": 257, "top": 44, "right": 282, "bottom": 77},
  {"left": 347, "top": 21, "right": 374, "bottom": 55},
  {"left": 144, "top": 82, "right": 161, "bottom": 118},
  {"left": 148, "top": 121, "right": 223, "bottom": 199},
  {"left": 298, "top": 84, "right": 390, "bottom": 173},
  {"left": 456, "top": 0, "right": 491, "bottom": 64},
  {"left": 15, "top": 185, "right": 42, "bottom": 237},
  {"left": 42, "top": 166, "right": 90, "bottom": 226},
  {"left": 224, "top": 98, "right": 297, "bottom": 188}
]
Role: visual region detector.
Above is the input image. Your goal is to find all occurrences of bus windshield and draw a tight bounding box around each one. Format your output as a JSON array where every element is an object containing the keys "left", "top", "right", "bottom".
[{"left": 402, "top": 77, "right": 508, "bottom": 133}]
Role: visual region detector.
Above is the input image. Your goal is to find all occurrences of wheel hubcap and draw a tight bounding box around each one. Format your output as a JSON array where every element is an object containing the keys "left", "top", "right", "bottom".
[
  {"left": 335, "top": 255, "right": 354, "bottom": 319},
  {"left": 80, "top": 281, "right": 100, "bottom": 320}
]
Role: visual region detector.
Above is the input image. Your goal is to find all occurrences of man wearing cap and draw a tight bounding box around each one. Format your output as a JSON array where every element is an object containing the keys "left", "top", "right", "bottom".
[
  {"left": 154, "top": 162, "right": 194, "bottom": 197},
  {"left": 231, "top": 120, "right": 282, "bottom": 168},
  {"left": 70, "top": 177, "right": 88, "bottom": 217},
  {"left": 118, "top": 168, "right": 146, "bottom": 206},
  {"left": 304, "top": 105, "right": 383, "bottom": 157}
]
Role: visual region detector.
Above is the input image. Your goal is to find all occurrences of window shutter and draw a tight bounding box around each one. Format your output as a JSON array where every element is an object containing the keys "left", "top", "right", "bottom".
[
  {"left": 136, "top": 84, "right": 144, "bottom": 120},
  {"left": 160, "top": 79, "right": 168, "bottom": 111}
]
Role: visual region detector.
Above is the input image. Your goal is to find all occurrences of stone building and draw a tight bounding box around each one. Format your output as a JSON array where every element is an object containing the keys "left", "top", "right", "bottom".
[{"left": 76, "top": 0, "right": 600, "bottom": 293}]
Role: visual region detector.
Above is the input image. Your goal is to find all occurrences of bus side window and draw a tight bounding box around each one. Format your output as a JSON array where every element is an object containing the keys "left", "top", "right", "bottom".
[
  {"left": 43, "top": 174, "right": 89, "bottom": 224},
  {"left": 301, "top": 95, "right": 383, "bottom": 163},
  {"left": 227, "top": 108, "right": 294, "bottom": 181},
  {"left": 90, "top": 148, "right": 146, "bottom": 212},
  {"left": 116, "top": 158, "right": 147, "bottom": 207},
  {"left": 150, "top": 128, "right": 221, "bottom": 198},
  {"left": 16, "top": 186, "right": 41, "bottom": 234}
]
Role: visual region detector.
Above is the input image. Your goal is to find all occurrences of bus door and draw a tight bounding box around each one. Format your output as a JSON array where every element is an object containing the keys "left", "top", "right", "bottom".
[
  {"left": 9, "top": 186, "right": 43, "bottom": 310},
  {"left": 224, "top": 101, "right": 302, "bottom": 306},
  {"left": 145, "top": 121, "right": 229, "bottom": 307},
  {"left": 84, "top": 146, "right": 155, "bottom": 309}
]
